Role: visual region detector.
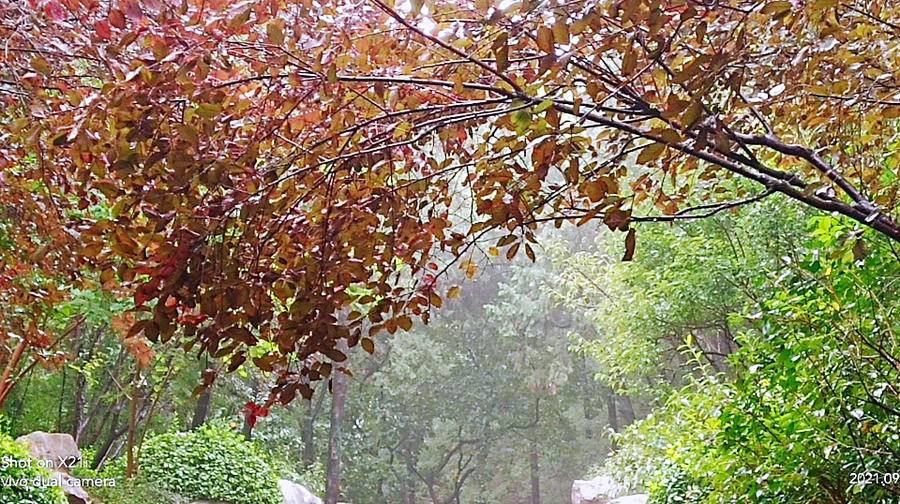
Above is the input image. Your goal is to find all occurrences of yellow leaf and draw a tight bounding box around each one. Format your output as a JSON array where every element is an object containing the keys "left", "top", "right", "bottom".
[
  {"left": 762, "top": 1, "right": 792, "bottom": 17},
  {"left": 447, "top": 285, "right": 462, "bottom": 299},
  {"left": 681, "top": 100, "right": 702, "bottom": 129},
  {"left": 552, "top": 19, "right": 569, "bottom": 45},
  {"left": 636, "top": 143, "right": 666, "bottom": 164},
  {"left": 267, "top": 19, "right": 285, "bottom": 44},
  {"left": 536, "top": 26, "right": 554, "bottom": 53},
  {"left": 460, "top": 259, "right": 479, "bottom": 278},
  {"left": 488, "top": 247, "right": 500, "bottom": 257},
  {"left": 31, "top": 56, "right": 52, "bottom": 75}
]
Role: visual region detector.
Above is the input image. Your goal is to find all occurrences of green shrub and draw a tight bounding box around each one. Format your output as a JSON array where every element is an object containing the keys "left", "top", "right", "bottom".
[
  {"left": 139, "top": 424, "right": 282, "bottom": 504},
  {"left": 82, "top": 474, "right": 178, "bottom": 504},
  {"left": 0, "top": 432, "right": 66, "bottom": 504},
  {"left": 647, "top": 464, "right": 709, "bottom": 504}
]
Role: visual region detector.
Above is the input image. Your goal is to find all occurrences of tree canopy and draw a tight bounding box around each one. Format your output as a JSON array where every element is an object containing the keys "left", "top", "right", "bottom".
[{"left": 2, "top": 0, "right": 899, "bottom": 402}]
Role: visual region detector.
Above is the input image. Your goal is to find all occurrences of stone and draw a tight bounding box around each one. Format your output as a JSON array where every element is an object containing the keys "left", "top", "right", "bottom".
[
  {"left": 571, "top": 475, "right": 625, "bottom": 504},
  {"left": 15, "top": 432, "right": 81, "bottom": 471},
  {"left": 53, "top": 472, "right": 91, "bottom": 504},
  {"left": 16, "top": 432, "right": 90, "bottom": 504},
  {"left": 609, "top": 496, "right": 649, "bottom": 504},
  {"left": 278, "top": 479, "right": 324, "bottom": 504}
]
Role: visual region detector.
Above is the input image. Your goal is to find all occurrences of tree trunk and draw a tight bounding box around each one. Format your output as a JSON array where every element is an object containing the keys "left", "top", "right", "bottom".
[
  {"left": 72, "top": 327, "right": 103, "bottom": 443},
  {"left": 80, "top": 346, "right": 127, "bottom": 444},
  {"left": 325, "top": 339, "right": 349, "bottom": 504},
  {"left": 92, "top": 398, "right": 126, "bottom": 469},
  {"left": 125, "top": 380, "right": 139, "bottom": 478},
  {"left": 576, "top": 355, "right": 598, "bottom": 439},
  {"left": 190, "top": 361, "right": 214, "bottom": 429},
  {"left": 619, "top": 395, "right": 635, "bottom": 426},
  {"left": 302, "top": 386, "right": 325, "bottom": 467},
  {"left": 605, "top": 387, "right": 619, "bottom": 433},
  {"left": 530, "top": 396, "right": 541, "bottom": 504},
  {"left": 530, "top": 439, "right": 541, "bottom": 504}
]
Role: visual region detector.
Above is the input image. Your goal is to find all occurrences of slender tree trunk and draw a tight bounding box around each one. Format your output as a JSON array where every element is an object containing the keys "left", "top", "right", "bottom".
[
  {"left": 619, "top": 395, "right": 635, "bottom": 426},
  {"left": 125, "top": 382, "right": 138, "bottom": 477},
  {"left": 530, "top": 396, "right": 541, "bottom": 504},
  {"left": 92, "top": 399, "right": 126, "bottom": 469},
  {"left": 302, "top": 386, "right": 325, "bottom": 467},
  {"left": 325, "top": 339, "right": 349, "bottom": 504},
  {"left": 71, "top": 369, "right": 86, "bottom": 442},
  {"left": 576, "top": 355, "right": 598, "bottom": 439},
  {"left": 399, "top": 474, "right": 414, "bottom": 504},
  {"left": 125, "top": 362, "right": 146, "bottom": 478},
  {"left": 605, "top": 387, "right": 619, "bottom": 433},
  {"left": 530, "top": 439, "right": 541, "bottom": 504},
  {"left": 71, "top": 327, "right": 102, "bottom": 442},
  {"left": 191, "top": 360, "right": 214, "bottom": 429},
  {"left": 0, "top": 337, "right": 28, "bottom": 409},
  {"left": 80, "top": 346, "right": 127, "bottom": 443},
  {"left": 57, "top": 363, "right": 67, "bottom": 432}
]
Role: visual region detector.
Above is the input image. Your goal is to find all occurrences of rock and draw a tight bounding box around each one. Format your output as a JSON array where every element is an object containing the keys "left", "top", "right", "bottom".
[
  {"left": 610, "top": 496, "right": 649, "bottom": 504},
  {"left": 54, "top": 472, "right": 92, "bottom": 504},
  {"left": 278, "top": 479, "right": 323, "bottom": 504},
  {"left": 15, "top": 432, "right": 81, "bottom": 471},
  {"left": 16, "top": 432, "right": 90, "bottom": 504},
  {"left": 571, "top": 475, "right": 625, "bottom": 504}
]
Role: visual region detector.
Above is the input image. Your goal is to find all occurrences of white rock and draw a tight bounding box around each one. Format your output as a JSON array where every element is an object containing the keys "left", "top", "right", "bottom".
[
  {"left": 16, "top": 432, "right": 90, "bottom": 504},
  {"left": 571, "top": 475, "right": 625, "bottom": 504},
  {"left": 610, "top": 495, "right": 649, "bottom": 504},
  {"left": 16, "top": 432, "right": 81, "bottom": 471},
  {"left": 279, "top": 479, "right": 323, "bottom": 504}
]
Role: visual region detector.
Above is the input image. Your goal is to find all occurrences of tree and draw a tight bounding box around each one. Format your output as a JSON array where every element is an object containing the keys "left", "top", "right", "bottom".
[
  {"left": 337, "top": 255, "right": 602, "bottom": 503},
  {"left": 2, "top": 0, "right": 899, "bottom": 393}
]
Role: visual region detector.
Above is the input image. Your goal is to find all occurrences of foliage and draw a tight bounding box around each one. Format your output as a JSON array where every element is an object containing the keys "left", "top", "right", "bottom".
[
  {"left": 0, "top": 432, "right": 67, "bottom": 504},
  {"left": 647, "top": 464, "right": 709, "bottom": 504},
  {"left": 603, "top": 214, "right": 900, "bottom": 503},
  {"left": 2, "top": 0, "right": 900, "bottom": 401},
  {"left": 139, "top": 424, "right": 282, "bottom": 504},
  {"left": 550, "top": 195, "right": 808, "bottom": 398},
  {"left": 340, "top": 256, "right": 601, "bottom": 503},
  {"left": 91, "top": 477, "right": 178, "bottom": 504}
]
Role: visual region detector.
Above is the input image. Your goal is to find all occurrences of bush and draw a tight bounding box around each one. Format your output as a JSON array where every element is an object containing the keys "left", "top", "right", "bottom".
[
  {"left": 139, "top": 424, "right": 282, "bottom": 504},
  {"left": 647, "top": 464, "right": 709, "bottom": 504},
  {"left": 81, "top": 474, "right": 178, "bottom": 504},
  {"left": 0, "top": 432, "right": 67, "bottom": 504}
]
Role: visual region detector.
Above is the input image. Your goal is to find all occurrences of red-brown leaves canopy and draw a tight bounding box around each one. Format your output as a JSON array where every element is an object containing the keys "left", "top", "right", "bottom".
[{"left": 2, "top": 0, "right": 898, "bottom": 402}]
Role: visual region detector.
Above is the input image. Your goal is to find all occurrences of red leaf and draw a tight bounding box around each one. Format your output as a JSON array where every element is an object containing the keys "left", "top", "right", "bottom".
[
  {"left": 109, "top": 9, "right": 126, "bottom": 29},
  {"left": 134, "top": 290, "right": 149, "bottom": 306},
  {"left": 123, "top": 0, "right": 143, "bottom": 21},
  {"left": 43, "top": 0, "right": 66, "bottom": 21},
  {"left": 94, "top": 20, "right": 112, "bottom": 40},
  {"left": 242, "top": 401, "right": 269, "bottom": 429}
]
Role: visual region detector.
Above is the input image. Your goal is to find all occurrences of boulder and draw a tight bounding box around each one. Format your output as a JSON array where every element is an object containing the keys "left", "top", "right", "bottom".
[
  {"left": 571, "top": 475, "right": 625, "bottom": 504},
  {"left": 15, "top": 432, "right": 81, "bottom": 471},
  {"left": 610, "top": 496, "right": 649, "bottom": 504},
  {"left": 278, "top": 479, "right": 323, "bottom": 504},
  {"left": 16, "top": 432, "right": 90, "bottom": 504},
  {"left": 53, "top": 472, "right": 92, "bottom": 504}
]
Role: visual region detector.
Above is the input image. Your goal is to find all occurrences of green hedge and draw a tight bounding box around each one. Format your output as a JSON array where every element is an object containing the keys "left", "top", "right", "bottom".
[
  {"left": 139, "top": 424, "right": 282, "bottom": 504},
  {"left": 0, "top": 432, "right": 66, "bottom": 504}
]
